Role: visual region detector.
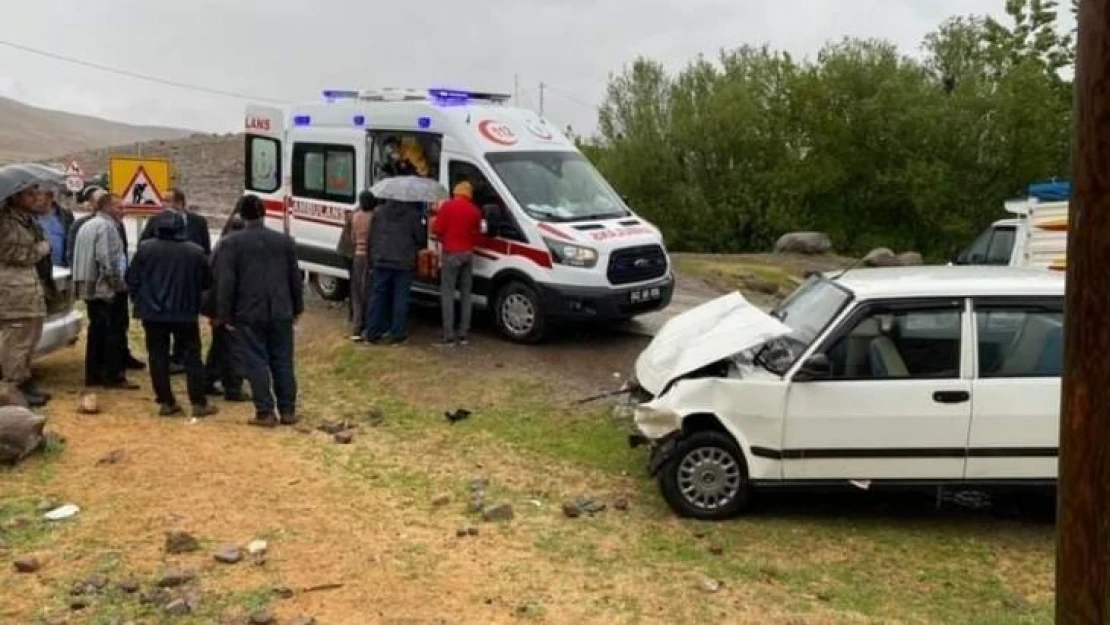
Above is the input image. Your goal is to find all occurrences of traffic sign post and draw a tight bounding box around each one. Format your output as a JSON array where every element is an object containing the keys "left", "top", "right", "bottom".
[{"left": 109, "top": 156, "right": 172, "bottom": 214}]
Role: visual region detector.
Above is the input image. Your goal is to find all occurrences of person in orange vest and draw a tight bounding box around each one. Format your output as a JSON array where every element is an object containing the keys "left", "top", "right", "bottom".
[{"left": 431, "top": 180, "right": 483, "bottom": 347}]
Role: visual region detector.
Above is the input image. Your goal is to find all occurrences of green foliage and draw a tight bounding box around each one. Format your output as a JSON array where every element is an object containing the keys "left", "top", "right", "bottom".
[{"left": 588, "top": 0, "right": 1073, "bottom": 259}]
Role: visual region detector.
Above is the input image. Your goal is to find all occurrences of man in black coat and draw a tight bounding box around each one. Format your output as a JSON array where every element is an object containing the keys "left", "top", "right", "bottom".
[
  {"left": 201, "top": 215, "right": 247, "bottom": 401},
  {"left": 126, "top": 214, "right": 216, "bottom": 418},
  {"left": 217, "top": 195, "right": 304, "bottom": 428}
]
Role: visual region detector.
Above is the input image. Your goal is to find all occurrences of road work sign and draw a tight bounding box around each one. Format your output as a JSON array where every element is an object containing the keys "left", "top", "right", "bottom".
[{"left": 109, "top": 156, "right": 171, "bottom": 212}]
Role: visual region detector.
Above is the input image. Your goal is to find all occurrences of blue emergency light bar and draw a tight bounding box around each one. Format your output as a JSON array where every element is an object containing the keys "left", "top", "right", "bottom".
[
  {"left": 427, "top": 87, "right": 511, "bottom": 106},
  {"left": 293, "top": 115, "right": 311, "bottom": 126},
  {"left": 323, "top": 89, "right": 360, "bottom": 101}
]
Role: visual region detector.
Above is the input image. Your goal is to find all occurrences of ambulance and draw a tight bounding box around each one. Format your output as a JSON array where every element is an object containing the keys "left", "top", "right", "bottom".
[{"left": 243, "top": 87, "right": 674, "bottom": 342}]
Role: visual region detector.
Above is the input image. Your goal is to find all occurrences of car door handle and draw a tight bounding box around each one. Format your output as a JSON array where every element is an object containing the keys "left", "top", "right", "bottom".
[{"left": 933, "top": 390, "right": 970, "bottom": 404}]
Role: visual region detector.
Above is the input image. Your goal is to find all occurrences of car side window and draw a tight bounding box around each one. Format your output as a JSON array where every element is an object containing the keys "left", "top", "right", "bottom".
[
  {"left": 984, "top": 227, "right": 1016, "bottom": 265},
  {"left": 823, "top": 305, "right": 962, "bottom": 380},
  {"left": 975, "top": 304, "right": 1063, "bottom": 378}
]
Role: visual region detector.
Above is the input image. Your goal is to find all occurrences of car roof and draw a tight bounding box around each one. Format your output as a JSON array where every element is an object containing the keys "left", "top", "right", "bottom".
[{"left": 833, "top": 266, "right": 1065, "bottom": 300}]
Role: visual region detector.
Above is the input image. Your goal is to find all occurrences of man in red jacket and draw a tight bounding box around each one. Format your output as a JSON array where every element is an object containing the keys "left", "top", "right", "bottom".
[{"left": 431, "top": 180, "right": 483, "bottom": 346}]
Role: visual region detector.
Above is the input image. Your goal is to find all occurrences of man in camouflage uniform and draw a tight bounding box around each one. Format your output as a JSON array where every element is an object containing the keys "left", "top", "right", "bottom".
[{"left": 0, "top": 186, "right": 52, "bottom": 407}]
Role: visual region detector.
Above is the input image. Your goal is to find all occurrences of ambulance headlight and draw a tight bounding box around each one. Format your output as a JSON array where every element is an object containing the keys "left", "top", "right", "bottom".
[{"left": 544, "top": 238, "right": 598, "bottom": 268}]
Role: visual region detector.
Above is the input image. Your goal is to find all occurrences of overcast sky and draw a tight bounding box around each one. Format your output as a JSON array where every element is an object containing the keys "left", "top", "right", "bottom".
[{"left": 0, "top": 0, "right": 1074, "bottom": 136}]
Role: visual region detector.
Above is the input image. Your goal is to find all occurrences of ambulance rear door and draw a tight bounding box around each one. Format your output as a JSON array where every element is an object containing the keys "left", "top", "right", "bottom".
[{"left": 244, "top": 105, "right": 287, "bottom": 234}]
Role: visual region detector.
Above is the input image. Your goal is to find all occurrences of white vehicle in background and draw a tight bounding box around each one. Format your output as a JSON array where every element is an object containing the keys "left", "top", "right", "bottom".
[
  {"left": 631, "top": 266, "right": 1063, "bottom": 520},
  {"left": 35, "top": 267, "right": 83, "bottom": 359},
  {"left": 954, "top": 180, "right": 1069, "bottom": 272},
  {"left": 242, "top": 87, "right": 674, "bottom": 343}
]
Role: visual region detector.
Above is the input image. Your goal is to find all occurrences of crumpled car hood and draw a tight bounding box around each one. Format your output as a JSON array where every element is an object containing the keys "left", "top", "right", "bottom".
[{"left": 634, "top": 292, "right": 791, "bottom": 395}]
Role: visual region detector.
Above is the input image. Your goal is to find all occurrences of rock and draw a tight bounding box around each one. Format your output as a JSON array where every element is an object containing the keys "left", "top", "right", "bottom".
[
  {"left": 457, "top": 525, "right": 479, "bottom": 537},
  {"left": 432, "top": 493, "right": 452, "bottom": 507},
  {"left": 77, "top": 393, "right": 100, "bottom": 415},
  {"left": 861, "top": 247, "right": 900, "bottom": 268},
  {"left": 613, "top": 497, "right": 630, "bottom": 512},
  {"left": 71, "top": 575, "right": 108, "bottom": 595},
  {"left": 249, "top": 609, "right": 276, "bottom": 624},
  {"left": 272, "top": 585, "right": 294, "bottom": 599},
  {"left": 117, "top": 578, "right": 140, "bottom": 594},
  {"left": 708, "top": 545, "right": 724, "bottom": 556},
  {"left": 0, "top": 383, "right": 28, "bottom": 408},
  {"left": 774, "top": 232, "right": 833, "bottom": 255},
  {"left": 468, "top": 477, "right": 489, "bottom": 492},
  {"left": 701, "top": 578, "right": 723, "bottom": 594},
  {"left": 246, "top": 539, "right": 268, "bottom": 556},
  {"left": 43, "top": 504, "right": 80, "bottom": 521},
  {"left": 482, "top": 503, "right": 514, "bottom": 522},
  {"left": 13, "top": 556, "right": 41, "bottom": 573},
  {"left": 467, "top": 526, "right": 479, "bottom": 536},
  {"left": 96, "top": 449, "right": 125, "bottom": 465},
  {"left": 69, "top": 596, "right": 90, "bottom": 610},
  {"left": 156, "top": 568, "right": 195, "bottom": 588},
  {"left": 141, "top": 588, "right": 173, "bottom": 606},
  {"left": 213, "top": 543, "right": 242, "bottom": 564},
  {"left": 317, "top": 419, "right": 355, "bottom": 435},
  {"left": 164, "top": 530, "right": 200, "bottom": 554},
  {"left": 575, "top": 496, "right": 606, "bottom": 515},
  {"left": 333, "top": 430, "right": 355, "bottom": 444},
  {"left": 292, "top": 618, "right": 318, "bottom": 625},
  {"left": 0, "top": 406, "right": 47, "bottom": 465},
  {"left": 561, "top": 501, "right": 582, "bottom": 518},
  {"left": 897, "top": 251, "right": 924, "bottom": 266},
  {"left": 456, "top": 526, "right": 469, "bottom": 538},
  {"left": 164, "top": 598, "right": 192, "bottom": 615}
]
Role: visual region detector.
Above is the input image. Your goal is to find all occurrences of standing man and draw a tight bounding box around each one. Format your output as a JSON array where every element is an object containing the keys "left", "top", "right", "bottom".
[
  {"left": 202, "top": 215, "right": 248, "bottom": 401},
  {"left": 0, "top": 185, "right": 53, "bottom": 407},
  {"left": 140, "top": 188, "right": 210, "bottom": 373},
  {"left": 127, "top": 215, "right": 216, "bottom": 417},
  {"left": 364, "top": 199, "right": 425, "bottom": 344},
  {"left": 338, "top": 190, "right": 376, "bottom": 341},
  {"left": 72, "top": 193, "right": 138, "bottom": 390},
  {"left": 432, "top": 181, "right": 483, "bottom": 347},
  {"left": 217, "top": 195, "right": 304, "bottom": 428},
  {"left": 36, "top": 189, "right": 74, "bottom": 268}
]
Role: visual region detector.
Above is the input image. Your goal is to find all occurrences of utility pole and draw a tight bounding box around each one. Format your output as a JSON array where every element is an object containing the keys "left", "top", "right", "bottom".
[
  {"left": 1057, "top": 1, "right": 1110, "bottom": 622},
  {"left": 513, "top": 74, "right": 519, "bottom": 106},
  {"left": 539, "top": 82, "right": 545, "bottom": 116}
]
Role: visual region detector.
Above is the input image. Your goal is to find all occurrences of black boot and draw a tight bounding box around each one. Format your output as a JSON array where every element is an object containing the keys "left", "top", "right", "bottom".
[{"left": 17, "top": 380, "right": 49, "bottom": 407}]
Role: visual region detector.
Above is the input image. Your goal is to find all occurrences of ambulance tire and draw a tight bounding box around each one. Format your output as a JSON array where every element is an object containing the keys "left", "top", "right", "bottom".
[
  {"left": 493, "top": 281, "right": 546, "bottom": 344},
  {"left": 311, "top": 273, "right": 349, "bottom": 302}
]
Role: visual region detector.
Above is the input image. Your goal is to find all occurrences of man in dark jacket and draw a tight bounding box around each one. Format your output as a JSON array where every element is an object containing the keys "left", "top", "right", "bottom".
[
  {"left": 364, "top": 200, "right": 426, "bottom": 344},
  {"left": 126, "top": 214, "right": 215, "bottom": 417},
  {"left": 217, "top": 195, "right": 304, "bottom": 428},
  {"left": 201, "top": 215, "right": 247, "bottom": 401}
]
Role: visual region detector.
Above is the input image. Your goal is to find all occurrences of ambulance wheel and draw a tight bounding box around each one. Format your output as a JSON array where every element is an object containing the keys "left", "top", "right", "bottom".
[
  {"left": 311, "top": 274, "right": 349, "bottom": 302},
  {"left": 658, "top": 430, "right": 750, "bottom": 520},
  {"left": 494, "top": 281, "right": 546, "bottom": 343}
]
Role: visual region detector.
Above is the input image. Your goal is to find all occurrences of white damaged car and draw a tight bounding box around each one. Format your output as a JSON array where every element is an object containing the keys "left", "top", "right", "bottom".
[{"left": 631, "top": 266, "right": 1064, "bottom": 520}]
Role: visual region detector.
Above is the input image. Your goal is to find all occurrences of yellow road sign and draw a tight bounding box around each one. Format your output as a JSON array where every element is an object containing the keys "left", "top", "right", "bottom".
[{"left": 109, "top": 156, "right": 172, "bottom": 213}]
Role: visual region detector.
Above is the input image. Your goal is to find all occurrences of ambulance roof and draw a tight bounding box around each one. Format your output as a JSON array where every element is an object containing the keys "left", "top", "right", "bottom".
[{"left": 286, "top": 89, "right": 577, "bottom": 156}]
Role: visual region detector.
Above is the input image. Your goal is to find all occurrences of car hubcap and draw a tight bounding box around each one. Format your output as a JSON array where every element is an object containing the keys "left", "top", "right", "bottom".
[
  {"left": 678, "top": 446, "right": 742, "bottom": 511},
  {"left": 502, "top": 293, "right": 535, "bottom": 336},
  {"left": 317, "top": 276, "right": 338, "bottom": 295}
]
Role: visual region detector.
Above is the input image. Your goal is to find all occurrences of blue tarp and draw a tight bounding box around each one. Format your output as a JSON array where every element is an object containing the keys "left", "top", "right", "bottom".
[{"left": 1028, "top": 180, "right": 1071, "bottom": 201}]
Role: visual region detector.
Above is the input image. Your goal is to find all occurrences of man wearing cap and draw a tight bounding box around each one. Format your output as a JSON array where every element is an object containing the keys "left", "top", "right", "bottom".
[
  {"left": 431, "top": 180, "right": 484, "bottom": 347},
  {"left": 127, "top": 213, "right": 216, "bottom": 418}
]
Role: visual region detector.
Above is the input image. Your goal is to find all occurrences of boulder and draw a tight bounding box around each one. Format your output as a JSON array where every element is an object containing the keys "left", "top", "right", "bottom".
[
  {"left": 0, "top": 384, "right": 28, "bottom": 408},
  {"left": 897, "top": 251, "right": 924, "bottom": 266},
  {"left": 861, "top": 248, "right": 900, "bottom": 268},
  {"left": 774, "top": 232, "right": 833, "bottom": 256},
  {"left": 0, "top": 407, "right": 46, "bottom": 465}
]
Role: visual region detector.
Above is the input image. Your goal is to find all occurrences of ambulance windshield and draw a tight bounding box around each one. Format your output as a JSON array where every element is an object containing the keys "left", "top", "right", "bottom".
[{"left": 486, "top": 151, "right": 630, "bottom": 223}]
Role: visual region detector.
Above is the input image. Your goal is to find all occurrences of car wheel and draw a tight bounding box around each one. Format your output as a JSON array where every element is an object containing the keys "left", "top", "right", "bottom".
[
  {"left": 658, "top": 430, "right": 750, "bottom": 520},
  {"left": 311, "top": 273, "right": 349, "bottom": 302},
  {"left": 493, "top": 281, "right": 546, "bottom": 343}
]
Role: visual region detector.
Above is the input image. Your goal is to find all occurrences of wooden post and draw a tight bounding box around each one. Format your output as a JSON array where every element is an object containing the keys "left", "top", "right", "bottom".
[{"left": 1057, "top": 1, "right": 1110, "bottom": 622}]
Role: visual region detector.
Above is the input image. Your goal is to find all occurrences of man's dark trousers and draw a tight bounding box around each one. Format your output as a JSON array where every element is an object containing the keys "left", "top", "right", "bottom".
[
  {"left": 236, "top": 321, "right": 296, "bottom": 418},
  {"left": 143, "top": 321, "right": 206, "bottom": 407},
  {"left": 205, "top": 324, "right": 244, "bottom": 394},
  {"left": 84, "top": 299, "right": 123, "bottom": 386}
]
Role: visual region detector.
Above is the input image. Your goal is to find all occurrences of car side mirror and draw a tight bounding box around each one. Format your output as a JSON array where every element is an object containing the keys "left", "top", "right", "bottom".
[{"left": 794, "top": 353, "right": 832, "bottom": 381}]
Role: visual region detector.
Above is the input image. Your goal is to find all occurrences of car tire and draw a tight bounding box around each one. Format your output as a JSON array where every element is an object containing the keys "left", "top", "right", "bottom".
[
  {"left": 311, "top": 273, "right": 349, "bottom": 302},
  {"left": 658, "top": 430, "right": 750, "bottom": 520},
  {"left": 493, "top": 281, "right": 546, "bottom": 343}
]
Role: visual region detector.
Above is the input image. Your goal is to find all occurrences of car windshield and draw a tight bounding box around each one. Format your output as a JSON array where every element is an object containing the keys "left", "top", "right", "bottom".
[
  {"left": 486, "top": 151, "right": 630, "bottom": 223},
  {"left": 757, "top": 275, "right": 853, "bottom": 374}
]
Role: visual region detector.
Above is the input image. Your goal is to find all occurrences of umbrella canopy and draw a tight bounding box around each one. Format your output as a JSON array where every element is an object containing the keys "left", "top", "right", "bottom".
[
  {"left": 369, "top": 176, "right": 448, "bottom": 203},
  {"left": 0, "top": 163, "right": 65, "bottom": 204}
]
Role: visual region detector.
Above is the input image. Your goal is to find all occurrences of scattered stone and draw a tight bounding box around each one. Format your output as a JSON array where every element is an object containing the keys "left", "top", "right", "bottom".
[
  {"left": 164, "top": 598, "right": 192, "bottom": 615},
  {"left": 561, "top": 501, "right": 582, "bottom": 518},
  {"left": 469, "top": 493, "right": 486, "bottom": 513},
  {"left": 249, "top": 609, "right": 276, "bottom": 624},
  {"left": 43, "top": 504, "right": 80, "bottom": 521},
  {"left": 774, "top": 231, "right": 833, "bottom": 255},
  {"left": 0, "top": 383, "right": 28, "bottom": 408},
  {"left": 247, "top": 539, "right": 268, "bottom": 556},
  {"left": 467, "top": 526, "right": 479, "bottom": 536},
  {"left": 156, "top": 568, "right": 195, "bottom": 588},
  {"left": 117, "top": 578, "right": 140, "bottom": 594},
  {"left": 481, "top": 503, "right": 514, "bottom": 522},
  {"left": 0, "top": 406, "right": 48, "bottom": 465},
  {"left": 213, "top": 543, "right": 242, "bottom": 564},
  {"left": 317, "top": 419, "right": 355, "bottom": 435},
  {"left": 272, "top": 585, "right": 295, "bottom": 599},
  {"left": 708, "top": 545, "right": 724, "bottom": 556},
  {"left": 291, "top": 617, "right": 318, "bottom": 625},
  {"left": 456, "top": 526, "right": 468, "bottom": 538},
  {"left": 701, "top": 578, "right": 723, "bottom": 594},
  {"left": 164, "top": 530, "right": 200, "bottom": 554},
  {"left": 96, "top": 449, "right": 125, "bottom": 465},
  {"left": 815, "top": 591, "right": 833, "bottom": 603},
  {"left": 141, "top": 587, "right": 173, "bottom": 606},
  {"left": 71, "top": 575, "right": 108, "bottom": 595},
  {"left": 613, "top": 497, "right": 630, "bottom": 512},
  {"left": 432, "top": 493, "right": 452, "bottom": 507},
  {"left": 861, "top": 247, "right": 900, "bottom": 268},
  {"left": 468, "top": 477, "right": 489, "bottom": 492},
  {"left": 69, "top": 596, "right": 90, "bottom": 610},
  {"left": 13, "top": 556, "right": 41, "bottom": 573},
  {"left": 897, "top": 251, "right": 924, "bottom": 266},
  {"left": 294, "top": 424, "right": 313, "bottom": 434},
  {"left": 456, "top": 525, "right": 479, "bottom": 538},
  {"left": 576, "top": 496, "right": 606, "bottom": 515},
  {"left": 333, "top": 430, "right": 355, "bottom": 444},
  {"left": 77, "top": 393, "right": 100, "bottom": 415}
]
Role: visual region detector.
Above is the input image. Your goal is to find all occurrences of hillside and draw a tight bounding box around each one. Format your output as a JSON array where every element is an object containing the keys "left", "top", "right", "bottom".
[{"left": 0, "top": 96, "right": 194, "bottom": 164}]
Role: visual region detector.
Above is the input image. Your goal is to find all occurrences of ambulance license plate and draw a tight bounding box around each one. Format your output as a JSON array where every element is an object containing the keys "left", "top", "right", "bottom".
[{"left": 628, "top": 287, "right": 662, "bottom": 304}]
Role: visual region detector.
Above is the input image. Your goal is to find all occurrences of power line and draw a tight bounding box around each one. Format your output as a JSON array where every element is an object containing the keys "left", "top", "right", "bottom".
[
  {"left": 543, "top": 85, "right": 600, "bottom": 111},
  {"left": 0, "top": 38, "right": 288, "bottom": 105}
]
